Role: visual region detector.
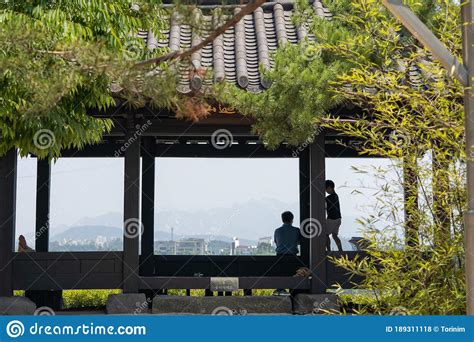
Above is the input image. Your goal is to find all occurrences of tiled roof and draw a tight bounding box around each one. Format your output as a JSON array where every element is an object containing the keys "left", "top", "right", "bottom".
[{"left": 140, "top": 1, "right": 332, "bottom": 93}]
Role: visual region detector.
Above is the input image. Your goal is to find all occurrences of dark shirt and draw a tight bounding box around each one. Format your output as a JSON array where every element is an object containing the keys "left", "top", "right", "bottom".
[
  {"left": 326, "top": 193, "right": 341, "bottom": 219},
  {"left": 274, "top": 223, "right": 300, "bottom": 255}
]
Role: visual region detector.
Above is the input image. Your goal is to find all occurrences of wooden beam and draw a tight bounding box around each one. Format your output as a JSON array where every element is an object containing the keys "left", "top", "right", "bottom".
[
  {"left": 122, "top": 115, "right": 141, "bottom": 293},
  {"left": 309, "top": 134, "right": 328, "bottom": 294},
  {"left": 35, "top": 159, "right": 51, "bottom": 251},
  {"left": 57, "top": 141, "right": 370, "bottom": 158},
  {"left": 154, "top": 143, "right": 296, "bottom": 158},
  {"left": 108, "top": 118, "right": 255, "bottom": 137},
  {"left": 138, "top": 276, "right": 311, "bottom": 290},
  {"left": 141, "top": 137, "right": 155, "bottom": 276},
  {"left": 0, "top": 149, "right": 17, "bottom": 296}
]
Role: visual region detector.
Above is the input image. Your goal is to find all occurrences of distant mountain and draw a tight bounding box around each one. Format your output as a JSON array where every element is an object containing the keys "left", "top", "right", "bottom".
[
  {"left": 155, "top": 198, "right": 299, "bottom": 241},
  {"left": 49, "top": 198, "right": 363, "bottom": 251},
  {"left": 52, "top": 225, "right": 122, "bottom": 242},
  {"left": 51, "top": 225, "right": 175, "bottom": 243}
]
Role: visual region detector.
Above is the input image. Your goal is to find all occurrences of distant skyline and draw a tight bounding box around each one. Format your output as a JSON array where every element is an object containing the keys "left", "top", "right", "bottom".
[{"left": 14, "top": 156, "right": 396, "bottom": 243}]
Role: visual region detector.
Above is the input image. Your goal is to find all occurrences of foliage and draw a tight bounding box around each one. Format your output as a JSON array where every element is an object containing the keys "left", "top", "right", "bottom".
[
  {"left": 221, "top": 0, "right": 463, "bottom": 149},
  {"left": 62, "top": 289, "right": 121, "bottom": 309},
  {"left": 224, "top": 0, "right": 466, "bottom": 314},
  {"left": 0, "top": 0, "right": 227, "bottom": 159},
  {"left": 333, "top": 161, "right": 466, "bottom": 315}
]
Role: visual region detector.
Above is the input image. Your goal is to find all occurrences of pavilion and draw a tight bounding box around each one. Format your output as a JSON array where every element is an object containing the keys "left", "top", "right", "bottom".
[{"left": 0, "top": 0, "right": 369, "bottom": 311}]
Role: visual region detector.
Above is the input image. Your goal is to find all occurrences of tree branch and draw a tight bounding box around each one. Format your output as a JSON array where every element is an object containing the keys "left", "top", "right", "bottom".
[{"left": 134, "top": 0, "right": 266, "bottom": 68}]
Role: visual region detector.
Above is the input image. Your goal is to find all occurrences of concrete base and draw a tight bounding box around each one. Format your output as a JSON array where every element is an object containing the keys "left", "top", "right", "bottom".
[
  {"left": 0, "top": 296, "right": 36, "bottom": 315},
  {"left": 106, "top": 293, "right": 148, "bottom": 315},
  {"left": 292, "top": 294, "right": 339, "bottom": 315},
  {"left": 153, "top": 296, "right": 292, "bottom": 315}
]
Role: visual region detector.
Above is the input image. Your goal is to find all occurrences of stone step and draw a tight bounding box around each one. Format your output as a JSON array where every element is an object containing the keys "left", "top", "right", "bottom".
[
  {"left": 152, "top": 295, "right": 293, "bottom": 315},
  {"left": 106, "top": 293, "right": 149, "bottom": 315},
  {"left": 0, "top": 296, "right": 36, "bottom": 315},
  {"left": 292, "top": 294, "right": 340, "bottom": 315}
]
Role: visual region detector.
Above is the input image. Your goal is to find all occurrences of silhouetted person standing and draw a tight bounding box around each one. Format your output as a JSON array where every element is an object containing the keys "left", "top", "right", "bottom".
[{"left": 325, "top": 180, "right": 343, "bottom": 252}]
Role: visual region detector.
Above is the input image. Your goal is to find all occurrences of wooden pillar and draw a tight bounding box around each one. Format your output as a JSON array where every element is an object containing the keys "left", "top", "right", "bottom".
[
  {"left": 403, "top": 152, "right": 419, "bottom": 246},
  {"left": 141, "top": 137, "right": 155, "bottom": 276},
  {"left": 123, "top": 115, "right": 141, "bottom": 293},
  {"left": 299, "top": 147, "right": 310, "bottom": 265},
  {"left": 309, "top": 134, "right": 327, "bottom": 294},
  {"left": 0, "top": 148, "right": 17, "bottom": 296},
  {"left": 28, "top": 158, "right": 62, "bottom": 310},
  {"left": 35, "top": 159, "right": 51, "bottom": 251}
]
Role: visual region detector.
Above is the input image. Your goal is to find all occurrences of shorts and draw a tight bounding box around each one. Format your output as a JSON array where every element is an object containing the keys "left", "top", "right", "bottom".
[{"left": 325, "top": 218, "right": 341, "bottom": 235}]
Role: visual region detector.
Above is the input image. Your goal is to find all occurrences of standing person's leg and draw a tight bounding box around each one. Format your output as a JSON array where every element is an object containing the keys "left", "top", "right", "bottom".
[
  {"left": 332, "top": 233, "right": 343, "bottom": 252},
  {"left": 331, "top": 219, "right": 343, "bottom": 252},
  {"left": 326, "top": 235, "right": 331, "bottom": 252}
]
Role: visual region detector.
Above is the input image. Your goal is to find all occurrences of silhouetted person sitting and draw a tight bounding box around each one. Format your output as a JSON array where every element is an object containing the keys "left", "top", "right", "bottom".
[
  {"left": 325, "top": 180, "right": 343, "bottom": 252},
  {"left": 18, "top": 235, "right": 35, "bottom": 252},
  {"left": 273, "top": 211, "right": 300, "bottom": 296}
]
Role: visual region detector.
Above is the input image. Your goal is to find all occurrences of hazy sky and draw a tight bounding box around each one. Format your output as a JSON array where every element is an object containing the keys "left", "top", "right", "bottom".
[{"left": 15, "top": 156, "right": 395, "bottom": 241}]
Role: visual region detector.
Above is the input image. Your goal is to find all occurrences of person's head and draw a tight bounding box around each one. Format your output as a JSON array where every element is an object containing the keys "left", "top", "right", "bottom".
[
  {"left": 325, "top": 180, "right": 335, "bottom": 194},
  {"left": 18, "top": 235, "right": 27, "bottom": 249},
  {"left": 281, "top": 211, "right": 294, "bottom": 224}
]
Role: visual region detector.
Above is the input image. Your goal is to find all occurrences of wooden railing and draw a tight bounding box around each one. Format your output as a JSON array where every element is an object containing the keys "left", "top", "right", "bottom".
[{"left": 12, "top": 251, "right": 368, "bottom": 291}]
